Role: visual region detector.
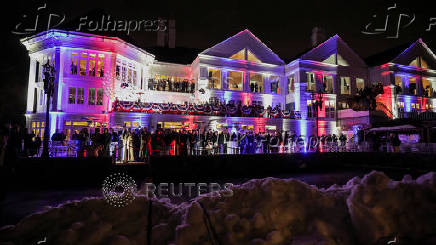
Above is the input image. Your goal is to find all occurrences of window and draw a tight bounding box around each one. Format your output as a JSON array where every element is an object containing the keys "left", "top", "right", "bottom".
[
  {"left": 409, "top": 57, "right": 419, "bottom": 67},
  {"left": 356, "top": 78, "right": 365, "bottom": 93},
  {"left": 208, "top": 68, "right": 221, "bottom": 89},
  {"left": 337, "top": 54, "right": 349, "bottom": 66},
  {"left": 422, "top": 77, "right": 432, "bottom": 97},
  {"left": 31, "top": 121, "right": 45, "bottom": 139},
  {"left": 307, "top": 72, "right": 316, "bottom": 92},
  {"left": 229, "top": 48, "right": 262, "bottom": 63},
  {"left": 323, "top": 75, "right": 334, "bottom": 93},
  {"left": 307, "top": 100, "right": 314, "bottom": 118},
  {"left": 209, "top": 96, "right": 219, "bottom": 105},
  {"left": 270, "top": 76, "right": 280, "bottom": 94},
  {"left": 229, "top": 49, "right": 245, "bottom": 60},
  {"left": 227, "top": 71, "right": 243, "bottom": 91},
  {"left": 128, "top": 66, "right": 132, "bottom": 83},
  {"left": 287, "top": 75, "right": 295, "bottom": 94},
  {"left": 247, "top": 50, "right": 261, "bottom": 63},
  {"left": 250, "top": 73, "right": 263, "bottom": 93},
  {"left": 71, "top": 53, "right": 78, "bottom": 75},
  {"left": 409, "top": 77, "right": 417, "bottom": 95},
  {"left": 97, "top": 88, "right": 103, "bottom": 105},
  {"left": 116, "top": 63, "right": 121, "bottom": 80},
  {"left": 68, "top": 87, "right": 76, "bottom": 104},
  {"left": 340, "top": 77, "right": 351, "bottom": 94},
  {"left": 133, "top": 69, "right": 137, "bottom": 87},
  {"left": 77, "top": 88, "right": 84, "bottom": 104},
  {"left": 394, "top": 75, "right": 403, "bottom": 89},
  {"left": 421, "top": 58, "right": 428, "bottom": 69},
  {"left": 325, "top": 101, "right": 335, "bottom": 118},
  {"left": 97, "top": 54, "right": 104, "bottom": 77},
  {"left": 89, "top": 54, "right": 96, "bottom": 76},
  {"left": 409, "top": 56, "right": 430, "bottom": 69},
  {"left": 88, "top": 88, "right": 95, "bottom": 105},
  {"left": 122, "top": 65, "right": 127, "bottom": 81},
  {"left": 79, "top": 53, "right": 88, "bottom": 75}
]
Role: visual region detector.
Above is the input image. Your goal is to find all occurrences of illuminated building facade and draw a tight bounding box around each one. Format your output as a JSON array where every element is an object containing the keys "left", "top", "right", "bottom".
[
  {"left": 369, "top": 39, "right": 436, "bottom": 120},
  {"left": 21, "top": 29, "right": 436, "bottom": 140}
]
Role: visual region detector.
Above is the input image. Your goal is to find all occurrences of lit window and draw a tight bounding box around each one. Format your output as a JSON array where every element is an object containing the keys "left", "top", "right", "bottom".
[
  {"left": 340, "top": 77, "right": 351, "bottom": 95},
  {"left": 116, "top": 63, "right": 121, "bottom": 80},
  {"left": 77, "top": 88, "right": 84, "bottom": 104},
  {"left": 227, "top": 71, "right": 243, "bottom": 91},
  {"left": 270, "top": 76, "right": 280, "bottom": 94},
  {"left": 409, "top": 77, "right": 417, "bottom": 95},
  {"left": 422, "top": 77, "right": 432, "bottom": 97},
  {"left": 229, "top": 48, "right": 261, "bottom": 63},
  {"left": 71, "top": 53, "right": 78, "bottom": 75},
  {"left": 287, "top": 75, "right": 295, "bottom": 94},
  {"left": 68, "top": 87, "right": 76, "bottom": 104},
  {"left": 128, "top": 66, "right": 132, "bottom": 83},
  {"left": 97, "top": 88, "right": 103, "bottom": 105},
  {"left": 250, "top": 73, "right": 262, "bottom": 93},
  {"left": 394, "top": 76, "right": 403, "bottom": 89},
  {"left": 97, "top": 54, "right": 105, "bottom": 77},
  {"left": 132, "top": 69, "right": 137, "bottom": 87},
  {"left": 88, "top": 88, "right": 95, "bottom": 105},
  {"left": 122, "top": 65, "right": 127, "bottom": 81},
  {"left": 356, "top": 78, "right": 365, "bottom": 93},
  {"left": 247, "top": 50, "right": 261, "bottom": 63},
  {"left": 208, "top": 68, "right": 221, "bottom": 89},
  {"left": 421, "top": 58, "right": 428, "bottom": 69},
  {"left": 409, "top": 57, "right": 429, "bottom": 68},
  {"left": 307, "top": 72, "right": 316, "bottom": 92},
  {"left": 79, "top": 53, "right": 88, "bottom": 75},
  {"left": 89, "top": 54, "right": 96, "bottom": 76},
  {"left": 323, "top": 75, "right": 334, "bottom": 93},
  {"left": 229, "top": 49, "right": 246, "bottom": 60}
]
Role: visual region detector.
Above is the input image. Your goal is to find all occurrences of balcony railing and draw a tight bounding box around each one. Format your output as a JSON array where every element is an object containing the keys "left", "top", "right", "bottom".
[
  {"left": 112, "top": 100, "right": 302, "bottom": 119},
  {"left": 397, "top": 110, "right": 436, "bottom": 120}
]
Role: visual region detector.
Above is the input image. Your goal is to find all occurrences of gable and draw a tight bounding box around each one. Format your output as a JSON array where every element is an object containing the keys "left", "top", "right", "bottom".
[
  {"left": 301, "top": 35, "right": 366, "bottom": 67},
  {"left": 391, "top": 39, "right": 436, "bottom": 69},
  {"left": 200, "top": 29, "right": 284, "bottom": 65}
]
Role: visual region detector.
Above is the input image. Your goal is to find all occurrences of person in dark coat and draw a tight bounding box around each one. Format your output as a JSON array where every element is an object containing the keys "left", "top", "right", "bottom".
[{"left": 101, "top": 128, "right": 112, "bottom": 157}]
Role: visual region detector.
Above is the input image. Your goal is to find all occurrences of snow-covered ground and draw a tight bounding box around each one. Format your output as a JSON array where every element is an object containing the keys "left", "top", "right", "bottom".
[{"left": 1, "top": 171, "right": 436, "bottom": 245}]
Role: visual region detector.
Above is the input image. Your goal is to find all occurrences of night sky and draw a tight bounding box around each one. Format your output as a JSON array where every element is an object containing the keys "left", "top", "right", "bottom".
[{"left": 1, "top": 0, "right": 435, "bottom": 125}]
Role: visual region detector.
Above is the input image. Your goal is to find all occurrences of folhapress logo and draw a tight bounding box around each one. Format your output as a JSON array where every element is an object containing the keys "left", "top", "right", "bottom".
[{"left": 362, "top": 3, "right": 436, "bottom": 39}]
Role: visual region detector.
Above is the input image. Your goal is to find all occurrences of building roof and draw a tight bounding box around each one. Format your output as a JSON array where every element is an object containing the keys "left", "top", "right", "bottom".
[
  {"left": 297, "top": 34, "right": 367, "bottom": 67},
  {"left": 364, "top": 42, "right": 412, "bottom": 66},
  {"left": 200, "top": 29, "right": 285, "bottom": 65}
]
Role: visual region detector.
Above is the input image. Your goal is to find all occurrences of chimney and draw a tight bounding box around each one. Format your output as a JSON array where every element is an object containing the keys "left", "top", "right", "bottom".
[
  {"left": 156, "top": 19, "right": 176, "bottom": 48},
  {"left": 311, "top": 27, "right": 326, "bottom": 47}
]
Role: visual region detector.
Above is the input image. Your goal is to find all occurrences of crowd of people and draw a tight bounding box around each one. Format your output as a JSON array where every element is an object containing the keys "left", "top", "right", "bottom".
[
  {"left": 0, "top": 122, "right": 407, "bottom": 165},
  {"left": 56, "top": 127, "right": 357, "bottom": 162},
  {"left": 147, "top": 78, "right": 195, "bottom": 93}
]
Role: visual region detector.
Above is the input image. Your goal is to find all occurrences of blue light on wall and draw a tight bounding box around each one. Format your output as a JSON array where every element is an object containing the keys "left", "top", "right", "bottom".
[{"left": 404, "top": 96, "right": 411, "bottom": 112}]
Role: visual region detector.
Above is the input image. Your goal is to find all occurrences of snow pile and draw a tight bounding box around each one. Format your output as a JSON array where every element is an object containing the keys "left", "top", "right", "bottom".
[
  {"left": 176, "top": 178, "right": 354, "bottom": 244},
  {"left": 1, "top": 171, "right": 436, "bottom": 245},
  {"left": 0, "top": 197, "right": 180, "bottom": 245},
  {"left": 347, "top": 171, "right": 436, "bottom": 245}
]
